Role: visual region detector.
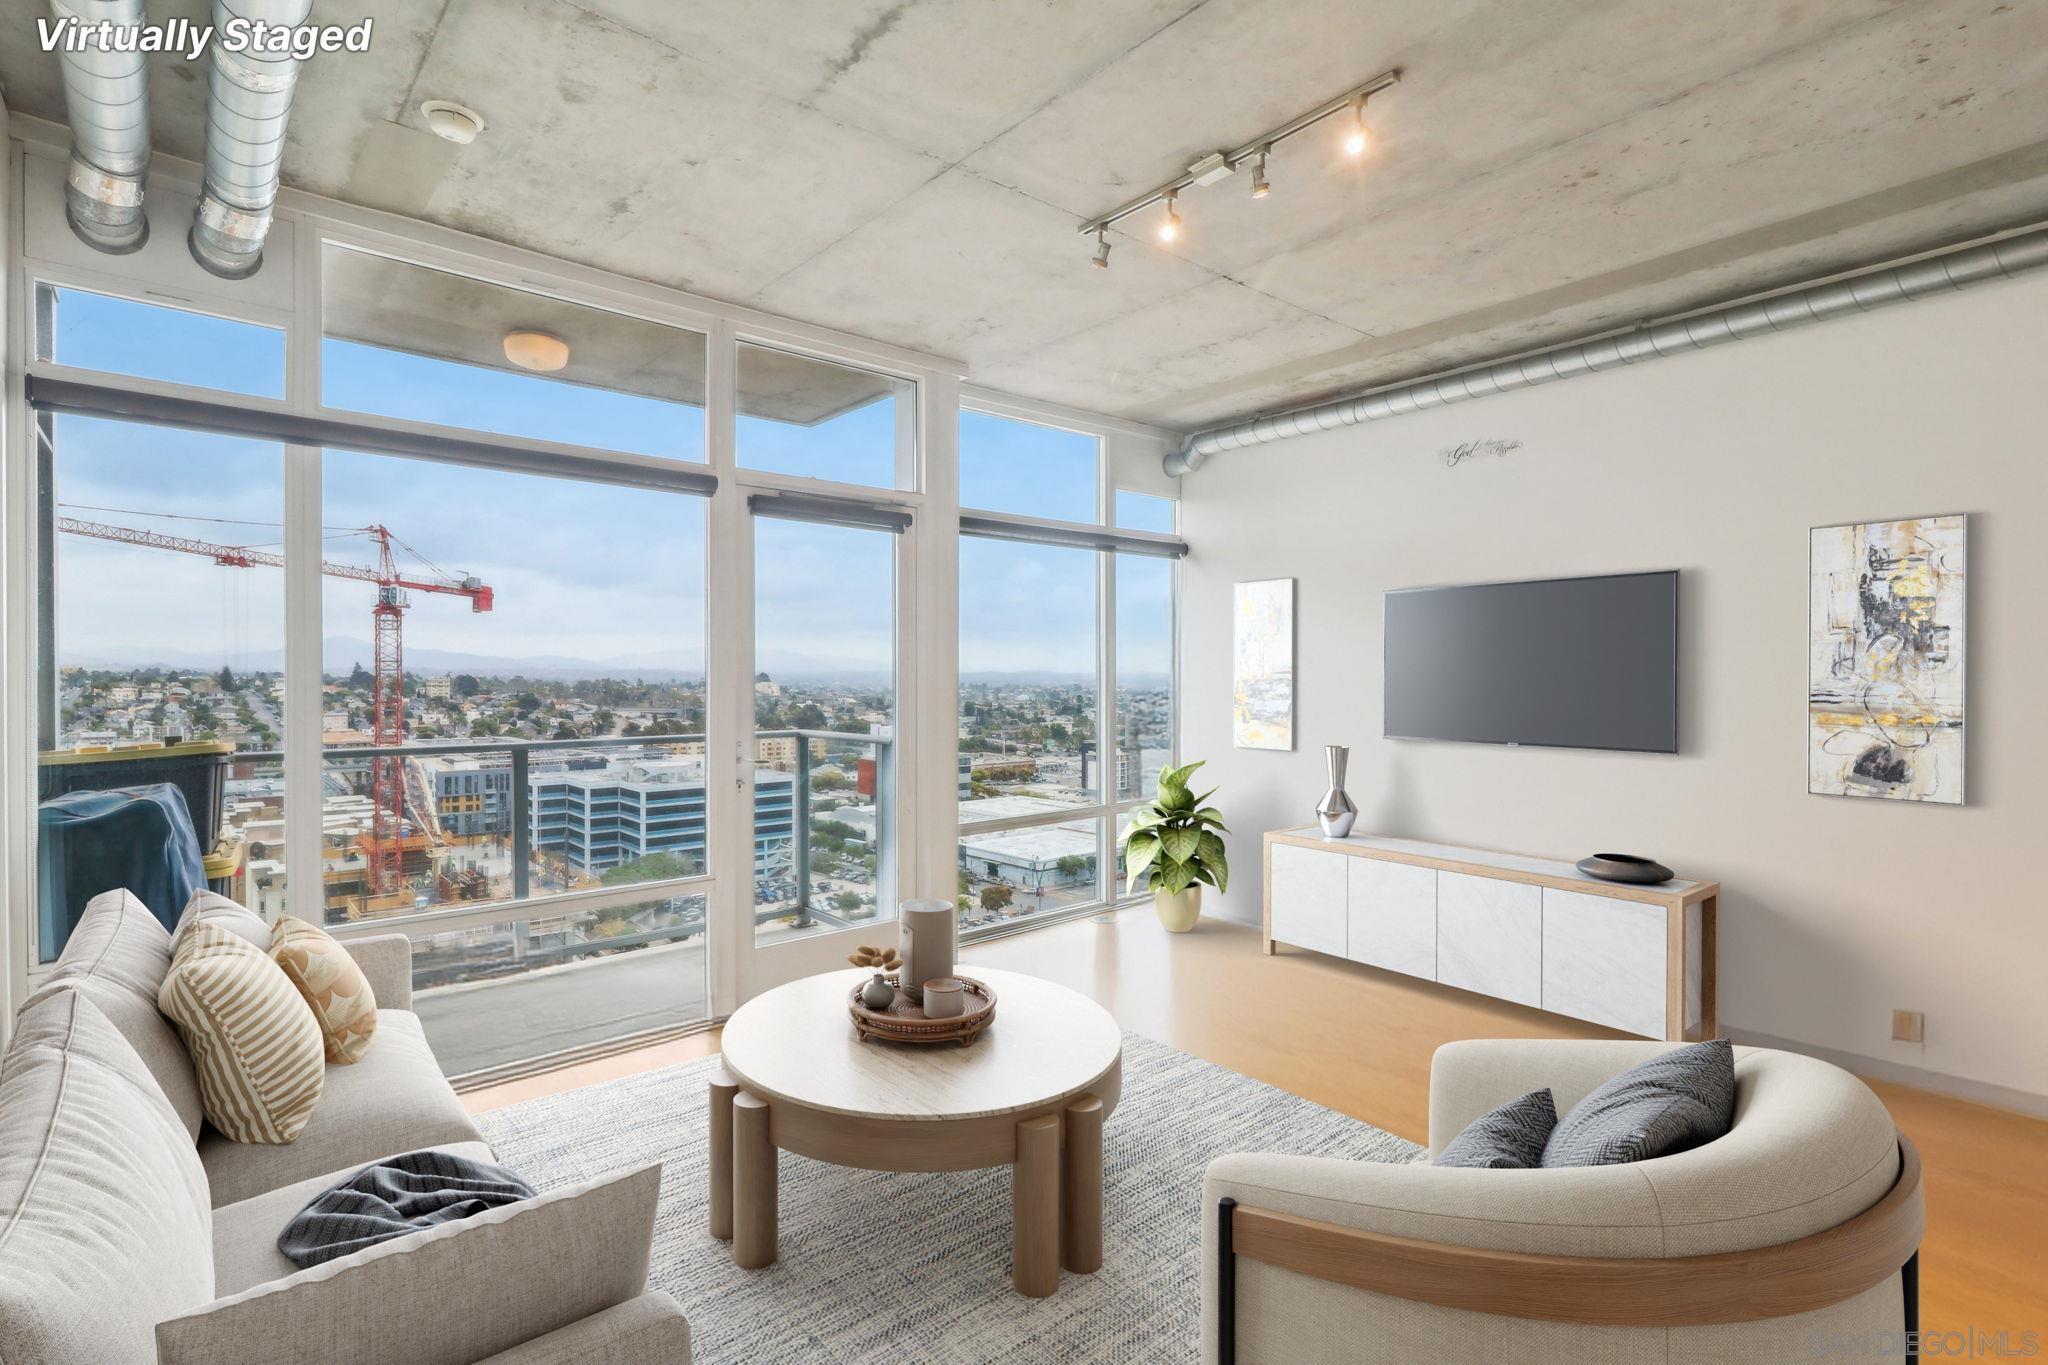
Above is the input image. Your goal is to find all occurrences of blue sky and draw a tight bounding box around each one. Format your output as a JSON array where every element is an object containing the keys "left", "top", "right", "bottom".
[{"left": 47, "top": 286, "right": 1170, "bottom": 682}]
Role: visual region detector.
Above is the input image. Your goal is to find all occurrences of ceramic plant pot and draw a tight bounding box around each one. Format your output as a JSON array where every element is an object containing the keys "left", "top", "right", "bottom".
[{"left": 1154, "top": 884, "right": 1201, "bottom": 933}]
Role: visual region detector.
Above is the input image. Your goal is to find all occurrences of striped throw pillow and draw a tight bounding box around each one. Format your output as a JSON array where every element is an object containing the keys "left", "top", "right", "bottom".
[
  {"left": 158, "top": 919, "right": 325, "bottom": 1144},
  {"left": 269, "top": 915, "right": 378, "bottom": 1065}
]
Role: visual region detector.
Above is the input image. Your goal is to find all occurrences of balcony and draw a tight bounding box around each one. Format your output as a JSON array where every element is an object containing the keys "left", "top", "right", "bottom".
[{"left": 291, "top": 728, "right": 888, "bottom": 1075}]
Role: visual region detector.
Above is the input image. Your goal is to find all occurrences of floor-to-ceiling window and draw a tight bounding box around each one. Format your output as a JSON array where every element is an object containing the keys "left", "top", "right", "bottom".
[
  {"left": 308, "top": 250, "right": 716, "bottom": 1075},
  {"left": 956, "top": 407, "right": 1183, "bottom": 933},
  {"left": 6, "top": 144, "right": 1182, "bottom": 1074}
]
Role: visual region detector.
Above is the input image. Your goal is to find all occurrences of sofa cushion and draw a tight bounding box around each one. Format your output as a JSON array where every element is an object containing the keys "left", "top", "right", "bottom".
[
  {"left": 1434, "top": 1087, "right": 1557, "bottom": 1169},
  {"left": 1542, "top": 1038, "right": 1736, "bottom": 1167},
  {"left": 201, "top": 1009, "right": 485, "bottom": 1206},
  {"left": 18, "top": 887, "right": 205, "bottom": 1139},
  {"left": 211, "top": 1140, "right": 499, "bottom": 1296},
  {"left": 0, "top": 991, "right": 215, "bottom": 1365},
  {"left": 157, "top": 1164, "right": 661, "bottom": 1365},
  {"left": 270, "top": 915, "right": 379, "bottom": 1064},
  {"left": 160, "top": 918, "right": 327, "bottom": 1145},
  {"left": 180, "top": 887, "right": 274, "bottom": 949}
]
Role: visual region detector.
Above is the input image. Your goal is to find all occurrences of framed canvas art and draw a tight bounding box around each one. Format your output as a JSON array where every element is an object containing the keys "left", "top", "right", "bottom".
[
  {"left": 1233, "top": 578, "right": 1295, "bottom": 751},
  {"left": 1808, "top": 514, "right": 1967, "bottom": 803}
]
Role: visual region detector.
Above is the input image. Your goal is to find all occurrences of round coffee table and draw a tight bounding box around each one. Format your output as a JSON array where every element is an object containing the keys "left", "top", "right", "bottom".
[{"left": 709, "top": 965, "right": 1121, "bottom": 1297}]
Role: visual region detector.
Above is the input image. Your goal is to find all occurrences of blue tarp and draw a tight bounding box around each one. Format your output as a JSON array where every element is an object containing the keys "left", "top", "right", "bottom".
[{"left": 37, "top": 782, "right": 205, "bottom": 963}]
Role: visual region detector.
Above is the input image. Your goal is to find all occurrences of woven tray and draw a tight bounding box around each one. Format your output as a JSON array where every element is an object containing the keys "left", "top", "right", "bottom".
[{"left": 849, "top": 975, "right": 997, "bottom": 1047}]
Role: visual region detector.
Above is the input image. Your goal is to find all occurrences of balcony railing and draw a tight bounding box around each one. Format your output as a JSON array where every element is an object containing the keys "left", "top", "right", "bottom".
[{"left": 234, "top": 728, "right": 890, "bottom": 933}]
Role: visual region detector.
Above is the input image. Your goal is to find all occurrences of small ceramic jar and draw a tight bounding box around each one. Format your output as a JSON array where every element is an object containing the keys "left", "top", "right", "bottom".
[
  {"left": 861, "top": 972, "right": 896, "bottom": 1010},
  {"left": 921, "top": 978, "right": 966, "bottom": 1019}
]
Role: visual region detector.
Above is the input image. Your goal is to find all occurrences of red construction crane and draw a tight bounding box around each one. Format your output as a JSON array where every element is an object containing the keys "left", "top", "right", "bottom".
[{"left": 56, "top": 516, "right": 493, "bottom": 899}]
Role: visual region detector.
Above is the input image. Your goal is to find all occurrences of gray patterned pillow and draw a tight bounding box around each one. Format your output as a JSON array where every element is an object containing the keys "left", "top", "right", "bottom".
[
  {"left": 1541, "top": 1039, "right": 1736, "bottom": 1168},
  {"left": 1435, "top": 1088, "right": 1557, "bottom": 1169}
]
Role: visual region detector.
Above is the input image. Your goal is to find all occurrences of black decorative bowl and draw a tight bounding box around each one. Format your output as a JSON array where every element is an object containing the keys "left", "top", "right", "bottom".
[{"left": 1575, "top": 853, "right": 1675, "bottom": 885}]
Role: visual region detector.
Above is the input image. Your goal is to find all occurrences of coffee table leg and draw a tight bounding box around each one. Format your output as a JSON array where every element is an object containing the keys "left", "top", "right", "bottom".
[
  {"left": 1061, "top": 1094, "right": 1104, "bottom": 1275},
  {"left": 733, "top": 1091, "right": 778, "bottom": 1269},
  {"left": 707, "top": 1066, "right": 737, "bottom": 1241},
  {"left": 1013, "top": 1114, "right": 1061, "bottom": 1297}
]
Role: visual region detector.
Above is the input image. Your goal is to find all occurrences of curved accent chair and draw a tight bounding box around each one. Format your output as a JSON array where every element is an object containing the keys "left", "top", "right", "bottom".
[{"left": 1202, "top": 1039, "right": 1922, "bottom": 1364}]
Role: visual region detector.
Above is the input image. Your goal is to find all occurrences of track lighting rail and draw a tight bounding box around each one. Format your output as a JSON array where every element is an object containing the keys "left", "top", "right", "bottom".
[{"left": 1076, "top": 68, "right": 1400, "bottom": 240}]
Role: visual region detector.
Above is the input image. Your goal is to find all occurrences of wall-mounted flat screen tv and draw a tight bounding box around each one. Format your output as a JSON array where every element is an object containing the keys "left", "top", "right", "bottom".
[{"left": 1384, "top": 570, "right": 1679, "bottom": 754}]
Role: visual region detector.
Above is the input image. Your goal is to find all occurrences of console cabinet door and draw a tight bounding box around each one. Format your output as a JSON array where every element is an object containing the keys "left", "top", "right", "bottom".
[
  {"left": 1269, "top": 844, "right": 1347, "bottom": 957},
  {"left": 1435, "top": 873, "right": 1541, "bottom": 1007},
  {"left": 1346, "top": 859, "right": 1436, "bottom": 979},
  {"left": 1542, "top": 889, "right": 1668, "bottom": 1037}
]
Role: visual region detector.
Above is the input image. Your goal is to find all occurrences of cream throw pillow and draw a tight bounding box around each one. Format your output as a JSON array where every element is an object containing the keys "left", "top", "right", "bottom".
[
  {"left": 268, "top": 915, "right": 378, "bottom": 1064},
  {"left": 158, "top": 919, "right": 325, "bottom": 1144}
]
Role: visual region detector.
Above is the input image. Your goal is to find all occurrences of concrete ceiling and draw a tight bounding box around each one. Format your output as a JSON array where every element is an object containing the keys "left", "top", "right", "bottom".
[{"left": 4, "top": 0, "right": 2045, "bottom": 433}]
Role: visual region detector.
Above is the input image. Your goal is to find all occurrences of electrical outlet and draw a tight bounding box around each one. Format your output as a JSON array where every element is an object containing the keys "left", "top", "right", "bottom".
[{"left": 1891, "top": 1010, "right": 1925, "bottom": 1043}]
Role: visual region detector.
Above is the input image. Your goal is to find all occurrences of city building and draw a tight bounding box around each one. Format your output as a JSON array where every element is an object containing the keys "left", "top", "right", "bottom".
[
  {"left": 530, "top": 756, "right": 796, "bottom": 876},
  {"left": 419, "top": 754, "right": 514, "bottom": 838},
  {"left": 422, "top": 675, "right": 454, "bottom": 699}
]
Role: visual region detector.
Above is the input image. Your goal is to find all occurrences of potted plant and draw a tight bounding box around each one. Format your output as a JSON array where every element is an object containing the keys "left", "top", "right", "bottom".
[{"left": 1120, "top": 760, "right": 1227, "bottom": 933}]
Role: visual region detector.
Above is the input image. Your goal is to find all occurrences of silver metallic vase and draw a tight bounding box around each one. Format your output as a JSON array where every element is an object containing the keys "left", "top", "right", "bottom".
[{"left": 1316, "top": 745, "right": 1357, "bottom": 839}]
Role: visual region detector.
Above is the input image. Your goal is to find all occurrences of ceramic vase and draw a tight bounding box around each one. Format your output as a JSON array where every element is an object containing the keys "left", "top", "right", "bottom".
[
  {"left": 860, "top": 972, "right": 896, "bottom": 1010},
  {"left": 897, "top": 899, "right": 957, "bottom": 1004},
  {"left": 1154, "top": 884, "right": 1201, "bottom": 933},
  {"left": 1316, "top": 744, "right": 1357, "bottom": 839}
]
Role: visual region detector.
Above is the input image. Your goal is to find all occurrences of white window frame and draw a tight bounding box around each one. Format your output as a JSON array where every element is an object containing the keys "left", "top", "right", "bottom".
[
  {"left": 1, "top": 125, "right": 987, "bottom": 1047},
  {"left": 953, "top": 390, "right": 1183, "bottom": 938}
]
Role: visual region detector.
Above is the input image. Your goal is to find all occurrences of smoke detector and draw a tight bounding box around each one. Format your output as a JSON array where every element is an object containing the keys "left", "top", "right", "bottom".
[{"left": 420, "top": 100, "right": 485, "bottom": 145}]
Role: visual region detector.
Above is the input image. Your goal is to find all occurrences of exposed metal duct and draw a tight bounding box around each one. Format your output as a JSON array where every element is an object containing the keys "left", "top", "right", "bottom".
[
  {"left": 1166, "top": 226, "right": 2048, "bottom": 475},
  {"left": 189, "top": 0, "right": 312, "bottom": 278},
  {"left": 49, "top": 0, "right": 152, "bottom": 253}
]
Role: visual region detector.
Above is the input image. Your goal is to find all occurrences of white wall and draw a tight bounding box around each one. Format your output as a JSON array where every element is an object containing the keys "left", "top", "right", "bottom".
[
  {"left": 0, "top": 99, "right": 13, "bottom": 1045},
  {"left": 1179, "top": 267, "right": 2048, "bottom": 1103}
]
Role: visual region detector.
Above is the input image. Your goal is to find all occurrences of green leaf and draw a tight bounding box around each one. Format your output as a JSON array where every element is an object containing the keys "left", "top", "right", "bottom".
[
  {"left": 1161, "top": 827, "right": 1201, "bottom": 863},
  {"left": 1157, "top": 859, "right": 1195, "bottom": 895},
  {"left": 1122, "top": 834, "right": 1160, "bottom": 891},
  {"left": 1197, "top": 831, "right": 1229, "bottom": 892},
  {"left": 1194, "top": 807, "right": 1227, "bottom": 826}
]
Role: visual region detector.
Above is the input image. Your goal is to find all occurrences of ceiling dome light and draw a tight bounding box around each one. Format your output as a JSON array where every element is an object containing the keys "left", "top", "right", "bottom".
[
  {"left": 1158, "top": 192, "right": 1181, "bottom": 243},
  {"left": 503, "top": 329, "right": 569, "bottom": 372},
  {"left": 421, "top": 100, "right": 485, "bottom": 145},
  {"left": 1091, "top": 230, "right": 1111, "bottom": 269},
  {"left": 1250, "top": 145, "right": 1272, "bottom": 199},
  {"left": 1344, "top": 95, "right": 1370, "bottom": 157}
]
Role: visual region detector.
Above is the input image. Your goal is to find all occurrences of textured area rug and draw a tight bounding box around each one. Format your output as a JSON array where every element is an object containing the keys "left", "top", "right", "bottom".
[{"left": 476, "top": 1032, "right": 1420, "bottom": 1364}]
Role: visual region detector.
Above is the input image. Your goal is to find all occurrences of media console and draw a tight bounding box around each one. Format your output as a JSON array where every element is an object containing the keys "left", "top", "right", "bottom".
[{"left": 1262, "top": 830, "right": 1718, "bottom": 1041}]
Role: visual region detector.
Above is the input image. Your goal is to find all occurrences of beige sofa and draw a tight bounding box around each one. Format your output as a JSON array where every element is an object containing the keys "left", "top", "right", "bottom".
[
  {"left": 1203, "top": 1039, "right": 1922, "bottom": 1364},
  {"left": 0, "top": 890, "right": 692, "bottom": 1364}
]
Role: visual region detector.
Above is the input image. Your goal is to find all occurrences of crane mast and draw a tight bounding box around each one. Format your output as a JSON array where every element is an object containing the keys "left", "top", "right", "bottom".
[{"left": 55, "top": 516, "right": 493, "bottom": 904}]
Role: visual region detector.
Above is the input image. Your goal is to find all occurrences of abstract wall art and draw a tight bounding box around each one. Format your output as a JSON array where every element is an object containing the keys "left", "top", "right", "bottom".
[
  {"left": 1808, "top": 514, "right": 1967, "bottom": 804},
  {"left": 1233, "top": 578, "right": 1295, "bottom": 750}
]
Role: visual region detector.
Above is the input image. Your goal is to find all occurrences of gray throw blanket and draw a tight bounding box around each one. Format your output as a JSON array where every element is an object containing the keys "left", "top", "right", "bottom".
[{"left": 279, "top": 1149, "right": 535, "bottom": 1269}]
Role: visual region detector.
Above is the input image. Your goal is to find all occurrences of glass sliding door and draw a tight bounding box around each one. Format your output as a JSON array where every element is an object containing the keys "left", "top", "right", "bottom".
[
  {"left": 313, "top": 449, "right": 713, "bottom": 1075},
  {"left": 749, "top": 513, "right": 899, "bottom": 946}
]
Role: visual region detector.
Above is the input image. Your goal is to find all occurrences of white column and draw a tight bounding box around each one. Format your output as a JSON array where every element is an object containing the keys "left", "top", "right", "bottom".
[
  {"left": 703, "top": 319, "right": 747, "bottom": 1018},
  {"left": 909, "top": 373, "right": 960, "bottom": 904}
]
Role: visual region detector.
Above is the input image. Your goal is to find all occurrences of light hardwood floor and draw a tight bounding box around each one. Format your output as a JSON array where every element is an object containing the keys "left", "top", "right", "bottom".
[{"left": 467, "top": 907, "right": 2048, "bottom": 1339}]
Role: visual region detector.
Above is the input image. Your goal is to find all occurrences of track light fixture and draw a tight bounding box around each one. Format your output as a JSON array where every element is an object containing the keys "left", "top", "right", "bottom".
[
  {"left": 1344, "top": 95, "right": 1370, "bottom": 156},
  {"left": 1075, "top": 68, "right": 1398, "bottom": 267}
]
